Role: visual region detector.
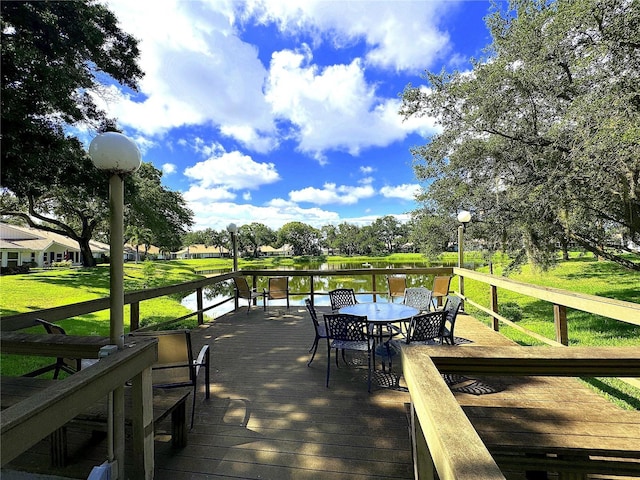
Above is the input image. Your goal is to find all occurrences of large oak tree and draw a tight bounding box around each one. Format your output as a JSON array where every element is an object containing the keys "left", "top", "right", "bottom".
[
  {"left": 1, "top": 1, "right": 192, "bottom": 266},
  {"left": 401, "top": 0, "right": 640, "bottom": 271}
]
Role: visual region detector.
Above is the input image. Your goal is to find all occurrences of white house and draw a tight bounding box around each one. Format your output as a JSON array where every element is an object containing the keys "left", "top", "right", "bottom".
[{"left": 0, "top": 223, "right": 110, "bottom": 268}]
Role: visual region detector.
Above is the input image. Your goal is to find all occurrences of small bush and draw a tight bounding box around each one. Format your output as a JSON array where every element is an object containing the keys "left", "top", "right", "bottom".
[{"left": 52, "top": 260, "right": 73, "bottom": 268}]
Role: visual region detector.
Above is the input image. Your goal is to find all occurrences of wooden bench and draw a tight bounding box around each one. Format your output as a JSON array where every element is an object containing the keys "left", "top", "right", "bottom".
[{"left": 1, "top": 376, "right": 190, "bottom": 467}]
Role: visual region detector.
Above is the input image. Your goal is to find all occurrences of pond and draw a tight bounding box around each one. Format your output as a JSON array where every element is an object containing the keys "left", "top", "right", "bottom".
[{"left": 182, "top": 259, "right": 483, "bottom": 319}]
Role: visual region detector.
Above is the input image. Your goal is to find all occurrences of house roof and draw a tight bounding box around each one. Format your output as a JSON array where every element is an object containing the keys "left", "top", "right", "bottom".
[
  {"left": 176, "top": 244, "right": 229, "bottom": 255},
  {"left": 0, "top": 223, "right": 110, "bottom": 254}
]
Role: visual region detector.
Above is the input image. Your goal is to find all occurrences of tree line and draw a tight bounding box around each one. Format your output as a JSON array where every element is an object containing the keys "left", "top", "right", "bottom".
[{"left": 182, "top": 216, "right": 417, "bottom": 257}]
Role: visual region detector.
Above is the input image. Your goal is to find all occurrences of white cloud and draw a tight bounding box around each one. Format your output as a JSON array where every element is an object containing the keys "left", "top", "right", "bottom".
[
  {"left": 101, "top": 0, "right": 443, "bottom": 160},
  {"left": 360, "top": 166, "right": 375, "bottom": 174},
  {"left": 190, "top": 200, "right": 340, "bottom": 231},
  {"left": 380, "top": 184, "right": 422, "bottom": 201},
  {"left": 265, "top": 47, "right": 437, "bottom": 160},
  {"left": 100, "top": 0, "right": 277, "bottom": 150},
  {"left": 162, "top": 163, "right": 177, "bottom": 175},
  {"left": 241, "top": 0, "right": 453, "bottom": 72},
  {"left": 183, "top": 186, "right": 236, "bottom": 203},
  {"left": 184, "top": 150, "right": 280, "bottom": 190},
  {"left": 289, "top": 182, "right": 375, "bottom": 205}
]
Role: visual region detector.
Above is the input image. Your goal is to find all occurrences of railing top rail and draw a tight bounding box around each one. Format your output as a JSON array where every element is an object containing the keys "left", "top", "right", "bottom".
[
  {"left": 239, "top": 266, "right": 454, "bottom": 277},
  {"left": 402, "top": 346, "right": 506, "bottom": 480},
  {"left": 418, "top": 345, "right": 640, "bottom": 377},
  {"left": 454, "top": 267, "right": 640, "bottom": 325},
  {"left": 1, "top": 337, "right": 157, "bottom": 465}
]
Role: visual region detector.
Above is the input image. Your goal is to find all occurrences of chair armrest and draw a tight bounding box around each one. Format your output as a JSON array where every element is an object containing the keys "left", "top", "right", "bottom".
[{"left": 194, "top": 344, "right": 210, "bottom": 399}]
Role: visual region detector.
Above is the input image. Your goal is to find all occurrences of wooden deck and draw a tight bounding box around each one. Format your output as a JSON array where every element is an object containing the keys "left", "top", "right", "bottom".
[{"left": 3, "top": 305, "right": 639, "bottom": 479}]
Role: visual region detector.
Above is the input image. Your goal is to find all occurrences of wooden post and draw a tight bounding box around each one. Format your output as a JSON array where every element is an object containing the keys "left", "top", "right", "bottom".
[
  {"left": 130, "top": 301, "right": 140, "bottom": 332},
  {"left": 310, "top": 275, "right": 315, "bottom": 307},
  {"left": 132, "top": 367, "right": 154, "bottom": 479},
  {"left": 372, "top": 273, "right": 377, "bottom": 303},
  {"left": 554, "top": 304, "right": 569, "bottom": 346},
  {"left": 411, "top": 402, "right": 436, "bottom": 480},
  {"left": 196, "top": 287, "right": 203, "bottom": 325},
  {"left": 490, "top": 285, "right": 499, "bottom": 332}
]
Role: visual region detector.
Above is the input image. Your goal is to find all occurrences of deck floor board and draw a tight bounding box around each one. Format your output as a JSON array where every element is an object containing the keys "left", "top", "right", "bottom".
[{"left": 3, "top": 304, "right": 638, "bottom": 479}]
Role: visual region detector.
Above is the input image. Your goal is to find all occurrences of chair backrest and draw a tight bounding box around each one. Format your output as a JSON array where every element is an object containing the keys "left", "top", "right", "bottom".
[
  {"left": 403, "top": 287, "right": 432, "bottom": 312},
  {"left": 268, "top": 277, "right": 288, "bottom": 300},
  {"left": 387, "top": 276, "right": 406, "bottom": 299},
  {"left": 233, "top": 276, "right": 252, "bottom": 299},
  {"left": 129, "top": 330, "right": 194, "bottom": 387},
  {"left": 406, "top": 311, "right": 445, "bottom": 344},
  {"left": 305, "top": 298, "right": 320, "bottom": 328},
  {"left": 323, "top": 313, "right": 369, "bottom": 342},
  {"left": 441, "top": 296, "right": 463, "bottom": 342},
  {"left": 329, "top": 288, "right": 357, "bottom": 311},
  {"left": 35, "top": 318, "right": 80, "bottom": 376},
  {"left": 37, "top": 318, "right": 66, "bottom": 335},
  {"left": 432, "top": 276, "right": 452, "bottom": 297}
]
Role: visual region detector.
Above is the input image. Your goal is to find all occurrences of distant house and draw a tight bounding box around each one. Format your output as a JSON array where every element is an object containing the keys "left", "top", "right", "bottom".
[
  {"left": 175, "top": 244, "right": 229, "bottom": 259},
  {"left": 0, "top": 223, "right": 109, "bottom": 268},
  {"left": 124, "top": 243, "right": 171, "bottom": 261},
  {"left": 259, "top": 245, "right": 293, "bottom": 256}
]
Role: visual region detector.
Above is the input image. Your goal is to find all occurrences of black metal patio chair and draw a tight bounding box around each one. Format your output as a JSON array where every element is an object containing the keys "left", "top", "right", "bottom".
[
  {"left": 329, "top": 288, "right": 357, "bottom": 311},
  {"left": 304, "top": 298, "right": 327, "bottom": 366},
  {"left": 323, "top": 313, "right": 374, "bottom": 393}
]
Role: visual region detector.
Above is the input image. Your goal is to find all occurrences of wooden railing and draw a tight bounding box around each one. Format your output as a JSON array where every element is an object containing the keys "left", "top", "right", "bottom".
[
  {"left": 402, "top": 346, "right": 640, "bottom": 480},
  {"left": 0, "top": 268, "right": 452, "bottom": 332},
  {"left": 1, "top": 336, "right": 158, "bottom": 478},
  {"left": 453, "top": 267, "right": 640, "bottom": 346}
]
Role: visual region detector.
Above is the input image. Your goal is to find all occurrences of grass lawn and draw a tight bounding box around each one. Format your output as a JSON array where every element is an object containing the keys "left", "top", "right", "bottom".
[
  {"left": 1, "top": 252, "right": 638, "bottom": 408},
  {"left": 462, "top": 253, "right": 640, "bottom": 410}
]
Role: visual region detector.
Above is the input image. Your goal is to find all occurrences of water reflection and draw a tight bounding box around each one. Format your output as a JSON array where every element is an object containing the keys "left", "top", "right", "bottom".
[{"left": 181, "top": 260, "right": 482, "bottom": 319}]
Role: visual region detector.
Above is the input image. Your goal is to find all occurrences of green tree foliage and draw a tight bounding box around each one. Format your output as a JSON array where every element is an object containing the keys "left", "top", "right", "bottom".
[
  {"left": 277, "top": 222, "right": 322, "bottom": 256},
  {"left": 1, "top": 0, "right": 143, "bottom": 194},
  {"left": 400, "top": 0, "right": 640, "bottom": 271},
  {"left": 127, "top": 163, "right": 193, "bottom": 253},
  {"left": 238, "top": 223, "right": 276, "bottom": 258}
]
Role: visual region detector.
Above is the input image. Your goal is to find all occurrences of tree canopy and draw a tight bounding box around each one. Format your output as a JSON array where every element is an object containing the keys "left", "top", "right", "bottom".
[
  {"left": 400, "top": 0, "right": 640, "bottom": 271},
  {"left": 1, "top": 1, "right": 192, "bottom": 265}
]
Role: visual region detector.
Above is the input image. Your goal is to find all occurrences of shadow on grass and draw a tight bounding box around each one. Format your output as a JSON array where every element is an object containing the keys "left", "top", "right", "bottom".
[{"left": 581, "top": 377, "right": 640, "bottom": 410}]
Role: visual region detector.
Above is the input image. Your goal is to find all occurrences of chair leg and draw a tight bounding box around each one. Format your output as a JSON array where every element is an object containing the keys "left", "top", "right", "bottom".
[
  {"left": 326, "top": 344, "right": 331, "bottom": 388},
  {"left": 190, "top": 385, "right": 196, "bottom": 429},
  {"left": 307, "top": 337, "right": 319, "bottom": 366},
  {"left": 367, "top": 351, "right": 372, "bottom": 393}
]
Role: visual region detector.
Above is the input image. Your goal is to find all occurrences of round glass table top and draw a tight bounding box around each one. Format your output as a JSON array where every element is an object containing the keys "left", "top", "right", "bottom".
[{"left": 338, "top": 302, "right": 419, "bottom": 323}]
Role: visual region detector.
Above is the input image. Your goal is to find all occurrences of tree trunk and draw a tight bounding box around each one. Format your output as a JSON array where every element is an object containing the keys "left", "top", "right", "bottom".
[{"left": 79, "top": 238, "right": 97, "bottom": 267}]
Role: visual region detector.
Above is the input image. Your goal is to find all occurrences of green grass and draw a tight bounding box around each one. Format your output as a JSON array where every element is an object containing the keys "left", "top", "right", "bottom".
[{"left": 462, "top": 254, "right": 640, "bottom": 410}]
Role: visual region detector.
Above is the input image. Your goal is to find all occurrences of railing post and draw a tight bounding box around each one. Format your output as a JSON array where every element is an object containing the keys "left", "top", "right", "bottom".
[
  {"left": 130, "top": 301, "right": 140, "bottom": 332},
  {"left": 309, "top": 275, "right": 315, "bottom": 307},
  {"left": 196, "top": 287, "right": 204, "bottom": 325},
  {"left": 372, "top": 273, "right": 377, "bottom": 302},
  {"left": 490, "top": 284, "right": 499, "bottom": 332},
  {"left": 252, "top": 275, "right": 258, "bottom": 307},
  {"left": 554, "top": 304, "right": 569, "bottom": 346}
]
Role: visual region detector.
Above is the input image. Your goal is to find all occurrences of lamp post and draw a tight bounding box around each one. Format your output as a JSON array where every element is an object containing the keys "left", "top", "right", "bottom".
[
  {"left": 89, "top": 132, "right": 141, "bottom": 479},
  {"left": 226, "top": 223, "right": 238, "bottom": 272},
  {"left": 457, "top": 210, "right": 471, "bottom": 308}
]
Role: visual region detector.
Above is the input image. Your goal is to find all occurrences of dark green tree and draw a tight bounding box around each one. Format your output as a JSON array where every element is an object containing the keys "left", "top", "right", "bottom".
[
  {"left": 238, "top": 223, "right": 276, "bottom": 258},
  {"left": 277, "top": 222, "right": 322, "bottom": 256},
  {"left": 0, "top": 1, "right": 148, "bottom": 266},
  {"left": 401, "top": 0, "right": 640, "bottom": 271}
]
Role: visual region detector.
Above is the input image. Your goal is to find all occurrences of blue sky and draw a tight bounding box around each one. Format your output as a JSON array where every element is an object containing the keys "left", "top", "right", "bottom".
[{"left": 97, "top": 0, "right": 496, "bottom": 232}]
